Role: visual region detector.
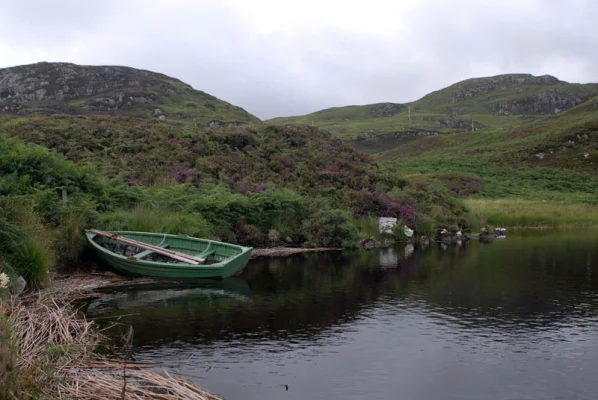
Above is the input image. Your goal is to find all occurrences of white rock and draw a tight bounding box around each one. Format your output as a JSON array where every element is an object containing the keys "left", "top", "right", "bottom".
[{"left": 378, "top": 217, "right": 397, "bottom": 234}]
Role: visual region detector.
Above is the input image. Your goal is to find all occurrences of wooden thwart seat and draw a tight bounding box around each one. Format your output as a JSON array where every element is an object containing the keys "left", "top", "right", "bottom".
[
  {"left": 195, "top": 244, "right": 215, "bottom": 260},
  {"left": 134, "top": 243, "right": 170, "bottom": 260}
]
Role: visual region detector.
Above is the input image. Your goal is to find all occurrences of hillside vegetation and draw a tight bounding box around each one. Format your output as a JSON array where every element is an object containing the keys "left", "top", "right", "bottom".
[
  {"left": 373, "top": 96, "right": 598, "bottom": 225},
  {"left": 0, "top": 63, "right": 471, "bottom": 286},
  {"left": 268, "top": 74, "right": 598, "bottom": 153}
]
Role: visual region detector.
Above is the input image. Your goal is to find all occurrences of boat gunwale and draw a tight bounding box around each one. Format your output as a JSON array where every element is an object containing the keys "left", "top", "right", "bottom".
[{"left": 85, "top": 230, "right": 252, "bottom": 269}]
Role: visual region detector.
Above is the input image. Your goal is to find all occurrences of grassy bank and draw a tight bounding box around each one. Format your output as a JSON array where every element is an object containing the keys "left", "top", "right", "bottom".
[
  {"left": 464, "top": 199, "right": 598, "bottom": 229},
  {"left": 0, "top": 125, "right": 471, "bottom": 286}
]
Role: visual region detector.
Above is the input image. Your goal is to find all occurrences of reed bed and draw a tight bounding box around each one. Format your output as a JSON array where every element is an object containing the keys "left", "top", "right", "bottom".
[{"left": 1, "top": 295, "right": 221, "bottom": 399}]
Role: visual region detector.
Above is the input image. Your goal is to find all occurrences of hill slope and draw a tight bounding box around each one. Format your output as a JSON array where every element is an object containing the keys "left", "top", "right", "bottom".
[
  {"left": 268, "top": 74, "right": 598, "bottom": 153},
  {"left": 375, "top": 97, "right": 598, "bottom": 205},
  {"left": 0, "top": 62, "right": 259, "bottom": 124}
]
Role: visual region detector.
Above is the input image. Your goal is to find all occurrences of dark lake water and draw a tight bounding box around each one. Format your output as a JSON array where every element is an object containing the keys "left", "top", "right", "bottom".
[{"left": 85, "top": 230, "right": 598, "bottom": 400}]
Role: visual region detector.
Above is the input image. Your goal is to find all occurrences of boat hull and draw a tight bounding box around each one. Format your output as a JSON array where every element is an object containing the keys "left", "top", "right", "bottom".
[{"left": 86, "top": 231, "right": 252, "bottom": 278}]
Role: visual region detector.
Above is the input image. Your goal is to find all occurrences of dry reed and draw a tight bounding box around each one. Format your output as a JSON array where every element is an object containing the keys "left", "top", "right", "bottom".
[{"left": 1, "top": 295, "right": 221, "bottom": 400}]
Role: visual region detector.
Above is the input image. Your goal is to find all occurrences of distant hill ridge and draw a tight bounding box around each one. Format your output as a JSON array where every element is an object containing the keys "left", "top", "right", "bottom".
[
  {"left": 0, "top": 62, "right": 259, "bottom": 124},
  {"left": 268, "top": 73, "right": 598, "bottom": 153}
]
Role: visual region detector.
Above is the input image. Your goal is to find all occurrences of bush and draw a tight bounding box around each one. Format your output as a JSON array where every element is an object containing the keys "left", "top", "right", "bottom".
[
  {"left": 303, "top": 209, "right": 360, "bottom": 248},
  {"left": 97, "top": 207, "right": 215, "bottom": 239}
]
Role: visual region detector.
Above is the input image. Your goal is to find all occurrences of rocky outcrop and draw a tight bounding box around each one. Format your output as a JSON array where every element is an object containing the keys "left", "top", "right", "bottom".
[
  {"left": 0, "top": 62, "right": 185, "bottom": 104},
  {"left": 352, "top": 129, "right": 440, "bottom": 141},
  {"left": 490, "top": 90, "right": 584, "bottom": 115},
  {"left": 370, "top": 103, "right": 406, "bottom": 117},
  {"left": 450, "top": 74, "right": 561, "bottom": 103},
  {"left": 421, "top": 116, "right": 479, "bottom": 130},
  {"left": 0, "top": 62, "right": 259, "bottom": 124}
]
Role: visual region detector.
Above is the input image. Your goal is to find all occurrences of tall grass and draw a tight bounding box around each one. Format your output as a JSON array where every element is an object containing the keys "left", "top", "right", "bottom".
[
  {"left": 12, "top": 240, "right": 54, "bottom": 286},
  {"left": 464, "top": 199, "right": 598, "bottom": 228},
  {"left": 0, "top": 198, "right": 54, "bottom": 287},
  {"left": 352, "top": 216, "right": 384, "bottom": 240}
]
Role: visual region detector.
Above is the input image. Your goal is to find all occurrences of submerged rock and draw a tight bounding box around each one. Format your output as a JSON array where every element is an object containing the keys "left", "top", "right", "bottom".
[
  {"left": 479, "top": 233, "right": 495, "bottom": 243},
  {"left": 360, "top": 238, "right": 380, "bottom": 249},
  {"left": 419, "top": 236, "right": 431, "bottom": 247}
]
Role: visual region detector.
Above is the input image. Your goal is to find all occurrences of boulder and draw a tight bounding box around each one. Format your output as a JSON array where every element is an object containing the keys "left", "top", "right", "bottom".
[{"left": 378, "top": 217, "right": 397, "bottom": 234}]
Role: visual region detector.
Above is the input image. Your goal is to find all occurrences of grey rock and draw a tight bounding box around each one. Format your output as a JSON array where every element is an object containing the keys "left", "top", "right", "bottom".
[
  {"left": 360, "top": 238, "right": 380, "bottom": 249},
  {"left": 451, "top": 74, "right": 561, "bottom": 104},
  {"left": 13, "top": 276, "right": 26, "bottom": 295},
  {"left": 0, "top": 62, "right": 220, "bottom": 118},
  {"left": 494, "top": 228, "right": 507, "bottom": 237},
  {"left": 419, "top": 236, "right": 431, "bottom": 247},
  {"left": 490, "top": 90, "right": 583, "bottom": 115},
  {"left": 370, "top": 103, "right": 405, "bottom": 117}
]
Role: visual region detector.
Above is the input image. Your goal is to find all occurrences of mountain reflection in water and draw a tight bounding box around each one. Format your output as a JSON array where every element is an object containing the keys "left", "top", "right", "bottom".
[{"left": 87, "top": 230, "right": 598, "bottom": 400}]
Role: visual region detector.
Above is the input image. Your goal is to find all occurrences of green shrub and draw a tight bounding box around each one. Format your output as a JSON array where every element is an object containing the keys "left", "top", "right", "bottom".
[
  {"left": 162, "top": 212, "right": 214, "bottom": 238},
  {"left": 0, "top": 198, "right": 54, "bottom": 287},
  {"left": 53, "top": 205, "right": 98, "bottom": 265},
  {"left": 12, "top": 239, "right": 53, "bottom": 287},
  {"left": 415, "top": 214, "right": 435, "bottom": 236},
  {"left": 303, "top": 209, "right": 360, "bottom": 248},
  {"left": 97, "top": 207, "right": 215, "bottom": 239}
]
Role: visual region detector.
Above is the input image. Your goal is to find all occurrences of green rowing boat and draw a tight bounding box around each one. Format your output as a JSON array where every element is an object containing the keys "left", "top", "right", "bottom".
[{"left": 86, "top": 230, "right": 252, "bottom": 278}]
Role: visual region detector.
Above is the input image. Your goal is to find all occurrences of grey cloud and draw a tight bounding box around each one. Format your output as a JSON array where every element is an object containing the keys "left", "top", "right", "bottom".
[{"left": 0, "top": 0, "right": 597, "bottom": 119}]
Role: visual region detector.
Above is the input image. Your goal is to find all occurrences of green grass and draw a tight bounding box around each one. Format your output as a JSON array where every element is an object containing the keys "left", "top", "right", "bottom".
[
  {"left": 375, "top": 99, "right": 598, "bottom": 207},
  {"left": 352, "top": 216, "right": 393, "bottom": 241},
  {"left": 267, "top": 74, "right": 598, "bottom": 144},
  {"left": 465, "top": 199, "right": 598, "bottom": 228}
]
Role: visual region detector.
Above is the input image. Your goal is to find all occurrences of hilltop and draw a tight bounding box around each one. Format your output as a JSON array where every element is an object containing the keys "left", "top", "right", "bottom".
[
  {"left": 268, "top": 74, "right": 598, "bottom": 153},
  {"left": 0, "top": 62, "right": 259, "bottom": 124}
]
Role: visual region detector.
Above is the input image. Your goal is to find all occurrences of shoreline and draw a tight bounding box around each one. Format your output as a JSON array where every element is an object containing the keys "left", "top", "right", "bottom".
[
  {"left": 2, "top": 278, "right": 223, "bottom": 399},
  {"left": 250, "top": 247, "right": 342, "bottom": 258},
  {"left": 49, "top": 247, "right": 343, "bottom": 301}
]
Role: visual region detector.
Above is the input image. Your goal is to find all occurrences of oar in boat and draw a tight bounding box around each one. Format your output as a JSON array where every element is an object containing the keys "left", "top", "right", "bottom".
[{"left": 89, "top": 229, "right": 205, "bottom": 264}]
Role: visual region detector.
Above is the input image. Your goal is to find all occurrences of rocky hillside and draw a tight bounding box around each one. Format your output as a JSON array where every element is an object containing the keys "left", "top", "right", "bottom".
[
  {"left": 0, "top": 62, "right": 259, "bottom": 124},
  {"left": 373, "top": 97, "right": 598, "bottom": 205},
  {"left": 267, "top": 74, "right": 598, "bottom": 153}
]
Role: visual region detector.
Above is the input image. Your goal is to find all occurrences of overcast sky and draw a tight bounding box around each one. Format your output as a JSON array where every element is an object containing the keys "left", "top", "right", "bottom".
[{"left": 1, "top": 0, "right": 597, "bottom": 119}]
